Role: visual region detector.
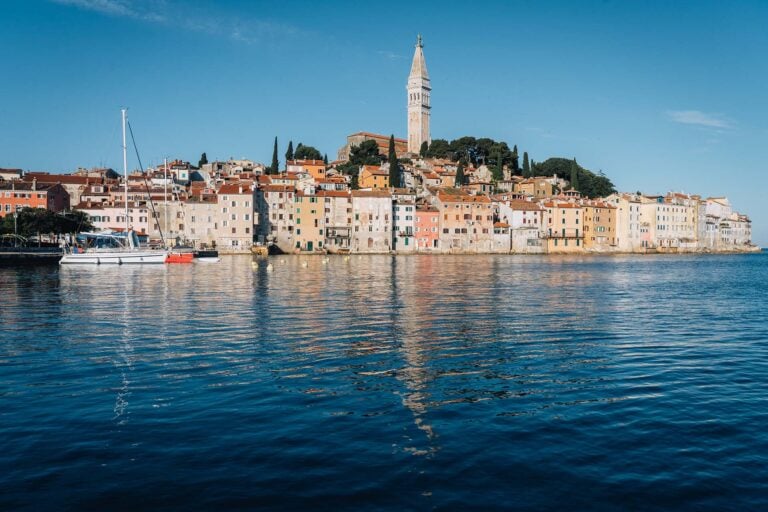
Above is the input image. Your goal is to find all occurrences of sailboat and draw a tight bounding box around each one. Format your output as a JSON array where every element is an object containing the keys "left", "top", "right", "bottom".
[{"left": 60, "top": 109, "right": 168, "bottom": 265}]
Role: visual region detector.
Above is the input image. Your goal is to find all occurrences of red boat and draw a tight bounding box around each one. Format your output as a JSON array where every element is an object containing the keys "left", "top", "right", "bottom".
[{"left": 165, "top": 251, "right": 194, "bottom": 263}]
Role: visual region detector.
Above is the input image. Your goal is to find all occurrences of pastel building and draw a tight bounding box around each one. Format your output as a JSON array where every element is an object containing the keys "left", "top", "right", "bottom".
[
  {"left": 352, "top": 190, "right": 393, "bottom": 253},
  {"left": 582, "top": 201, "right": 617, "bottom": 251},
  {"left": 415, "top": 204, "right": 440, "bottom": 251},
  {"left": 543, "top": 200, "right": 584, "bottom": 253},
  {"left": 434, "top": 188, "right": 494, "bottom": 253}
]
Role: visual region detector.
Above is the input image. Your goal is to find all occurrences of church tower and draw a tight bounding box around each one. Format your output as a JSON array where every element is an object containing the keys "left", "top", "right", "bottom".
[{"left": 407, "top": 34, "right": 431, "bottom": 154}]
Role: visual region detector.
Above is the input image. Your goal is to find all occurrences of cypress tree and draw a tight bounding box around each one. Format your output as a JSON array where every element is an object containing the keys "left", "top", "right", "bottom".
[
  {"left": 419, "top": 141, "right": 428, "bottom": 158},
  {"left": 455, "top": 163, "right": 465, "bottom": 187},
  {"left": 198, "top": 152, "right": 208, "bottom": 168},
  {"left": 323, "top": 154, "right": 328, "bottom": 165},
  {"left": 285, "top": 140, "right": 294, "bottom": 162},
  {"left": 522, "top": 152, "right": 530, "bottom": 177},
  {"left": 511, "top": 145, "right": 520, "bottom": 174},
  {"left": 270, "top": 137, "right": 279, "bottom": 175},
  {"left": 388, "top": 134, "right": 399, "bottom": 188},
  {"left": 570, "top": 158, "right": 580, "bottom": 192}
]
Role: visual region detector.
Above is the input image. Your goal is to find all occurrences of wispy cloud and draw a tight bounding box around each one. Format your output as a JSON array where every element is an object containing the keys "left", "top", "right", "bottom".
[
  {"left": 50, "top": 0, "right": 299, "bottom": 43},
  {"left": 377, "top": 50, "right": 406, "bottom": 61},
  {"left": 666, "top": 110, "right": 735, "bottom": 130}
]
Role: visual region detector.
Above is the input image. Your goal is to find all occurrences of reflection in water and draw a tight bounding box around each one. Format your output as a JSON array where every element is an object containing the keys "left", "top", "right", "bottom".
[{"left": 2, "top": 254, "right": 768, "bottom": 510}]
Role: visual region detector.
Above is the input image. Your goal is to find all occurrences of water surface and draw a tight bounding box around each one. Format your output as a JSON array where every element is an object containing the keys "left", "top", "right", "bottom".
[{"left": 1, "top": 254, "right": 767, "bottom": 510}]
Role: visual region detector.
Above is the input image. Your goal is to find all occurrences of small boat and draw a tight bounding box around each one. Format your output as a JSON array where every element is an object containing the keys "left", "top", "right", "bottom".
[
  {"left": 194, "top": 249, "right": 220, "bottom": 263},
  {"left": 166, "top": 251, "right": 194, "bottom": 263}
]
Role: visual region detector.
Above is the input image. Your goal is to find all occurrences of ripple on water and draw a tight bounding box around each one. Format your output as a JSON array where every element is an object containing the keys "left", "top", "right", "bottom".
[{"left": 1, "top": 253, "right": 768, "bottom": 510}]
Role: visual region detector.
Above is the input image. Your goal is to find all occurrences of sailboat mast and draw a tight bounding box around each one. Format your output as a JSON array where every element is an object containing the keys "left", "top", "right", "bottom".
[
  {"left": 122, "top": 108, "right": 129, "bottom": 236},
  {"left": 164, "top": 157, "right": 168, "bottom": 245}
]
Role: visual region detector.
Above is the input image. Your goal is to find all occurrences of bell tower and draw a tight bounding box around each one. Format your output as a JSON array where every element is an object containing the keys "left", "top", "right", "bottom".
[{"left": 407, "top": 34, "right": 431, "bottom": 154}]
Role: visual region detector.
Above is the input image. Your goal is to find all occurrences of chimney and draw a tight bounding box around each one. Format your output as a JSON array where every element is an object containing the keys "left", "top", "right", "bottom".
[{"left": 32, "top": 178, "right": 37, "bottom": 191}]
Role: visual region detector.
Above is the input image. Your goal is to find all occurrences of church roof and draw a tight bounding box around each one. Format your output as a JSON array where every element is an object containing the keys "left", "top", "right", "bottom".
[{"left": 409, "top": 35, "right": 429, "bottom": 79}]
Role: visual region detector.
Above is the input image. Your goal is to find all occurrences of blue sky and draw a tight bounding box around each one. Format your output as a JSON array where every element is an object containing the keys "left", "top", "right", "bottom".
[{"left": 1, "top": 0, "right": 767, "bottom": 244}]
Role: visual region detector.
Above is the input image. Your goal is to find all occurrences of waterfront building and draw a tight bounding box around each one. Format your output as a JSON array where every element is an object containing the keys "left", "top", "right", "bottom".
[
  {"left": 293, "top": 191, "right": 325, "bottom": 252},
  {"left": 582, "top": 200, "right": 617, "bottom": 251},
  {"left": 319, "top": 190, "right": 353, "bottom": 253},
  {"left": 542, "top": 200, "right": 584, "bottom": 253},
  {"left": 434, "top": 188, "right": 494, "bottom": 253},
  {"left": 216, "top": 181, "right": 255, "bottom": 250},
  {"left": 0, "top": 180, "right": 69, "bottom": 217},
  {"left": 493, "top": 196, "right": 545, "bottom": 254},
  {"left": 415, "top": 204, "right": 440, "bottom": 251},
  {"left": 77, "top": 201, "right": 152, "bottom": 236},
  {"left": 492, "top": 222, "right": 512, "bottom": 253},
  {"left": 180, "top": 196, "right": 218, "bottom": 248},
  {"left": 0, "top": 168, "right": 23, "bottom": 181},
  {"left": 393, "top": 189, "right": 416, "bottom": 253},
  {"left": 255, "top": 184, "right": 296, "bottom": 252},
  {"left": 351, "top": 190, "right": 393, "bottom": 253},
  {"left": 606, "top": 193, "right": 645, "bottom": 252},
  {"left": 647, "top": 193, "right": 697, "bottom": 250},
  {"left": 407, "top": 35, "right": 431, "bottom": 154}
]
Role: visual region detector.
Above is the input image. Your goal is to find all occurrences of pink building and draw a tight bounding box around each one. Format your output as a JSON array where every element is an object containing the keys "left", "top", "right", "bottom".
[{"left": 415, "top": 204, "right": 439, "bottom": 250}]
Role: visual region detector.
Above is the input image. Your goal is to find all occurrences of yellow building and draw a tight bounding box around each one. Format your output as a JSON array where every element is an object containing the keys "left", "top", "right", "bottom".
[
  {"left": 287, "top": 159, "right": 327, "bottom": 182},
  {"left": 359, "top": 165, "right": 390, "bottom": 189},
  {"left": 293, "top": 191, "right": 325, "bottom": 252},
  {"left": 543, "top": 200, "right": 584, "bottom": 253},
  {"left": 583, "top": 201, "right": 617, "bottom": 251},
  {"left": 515, "top": 177, "right": 554, "bottom": 198}
]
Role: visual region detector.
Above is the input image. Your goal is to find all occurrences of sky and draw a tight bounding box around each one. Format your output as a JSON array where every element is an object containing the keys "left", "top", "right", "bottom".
[{"left": 1, "top": 0, "right": 767, "bottom": 244}]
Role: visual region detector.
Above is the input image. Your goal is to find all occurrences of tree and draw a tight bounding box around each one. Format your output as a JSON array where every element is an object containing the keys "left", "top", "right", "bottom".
[
  {"left": 285, "top": 140, "right": 294, "bottom": 162},
  {"left": 388, "top": 134, "right": 399, "bottom": 188},
  {"left": 270, "top": 137, "right": 279, "bottom": 175},
  {"left": 491, "top": 151, "right": 504, "bottom": 181},
  {"left": 455, "top": 163, "right": 465, "bottom": 187},
  {"left": 294, "top": 144, "right": 322, "bottom": 161},
  {"left": 0, "top": 208, "right": 93, "bottom": 238},
  {"left": 511, "top": 145, "right": 520, "bottom": 174},
  {"left": 419, "top": 141, "right": 428, "bottom": 158},
  {"left": 425, "top": 139, "right": 450, "bottom": 158},
  {"left": 532, "top": 157, "right": 615, "bottom": 198},
  {"left": 522, "top": 152, "right": 531, "bottom": 177},
  {"left": 198, "top": 152, "right": 208, "bottom": 168},
  {"left": 323, "top": 154, "right": 328, "bottom": 165},
  {"left": 570, "top": 158, "right": 580, "bottom": 192},
  {"left": 348, "top": 140, "right": 382, "bottom": 166}
]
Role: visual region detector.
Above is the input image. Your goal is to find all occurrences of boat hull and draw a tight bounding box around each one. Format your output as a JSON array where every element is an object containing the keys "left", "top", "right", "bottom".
[{"left": 60, "top": 250, "right": 168, "bottom": 265}]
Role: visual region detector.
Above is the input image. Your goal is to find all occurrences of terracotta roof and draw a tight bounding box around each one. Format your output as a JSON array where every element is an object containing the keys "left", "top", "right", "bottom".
[
  {"left": 352, "top": 190, "right": 392, "bottom": 198},
  {"left": 23, "top": 173, "right": 92, "bottom": 185},
  {"left": 259, "top": 184, "right": 295, "bottom": 193},
  {"left": 348, "top": 132, "right": 407, "bottom": 144},
  {"left": 494, "top": 222, "right": 510, "bottom": 228},
  {"left": 218, "top": 181, "right": 253, "bottom": 194},
  {"left": 316, "top": 190, "right": 352, "bottom": 198}
]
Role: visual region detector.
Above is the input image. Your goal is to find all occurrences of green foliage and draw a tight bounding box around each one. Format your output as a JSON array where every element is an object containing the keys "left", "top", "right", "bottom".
[
  {"left": 285, "top": 140, "right": 294, "bottom": 162},
  {"left": 337, "top": 140, "right": 382, "bottom": 185},
  {"left": 455, "top": 163, "right": 465, "bottom": 187},
  {"left": 323, "top": 154, "right": 328, "bottom": 165},
  {"left": 492, "top": 151, "right": 504, "bottom": 181},
  {"left": 534, "top": 157, "right": 616, "bottom": 198},
  {"left": 419, "top": 141, "right": 428, "bottom": 158},
  {"left": 522, "top": 152, "right": 531, "bottom": 177},
  {"left": 388, "top": 135, "right": 400, "bottom": 188},
  {"left": 569, "top": 159, "right": 580, "bottom": 191},
  {"left": 0, "top": 208, "right": 94, "bottom": 237},
  {"left": 511, "top": 145, "right": 519, "bottom": 174},
  {"left": 348, "top": 140, "right": 382, "bottom": 166},
  {"left": 270, "top": 137, "right": 279, "bottom": 175},
  {"left": 198, "top": 152, "right": 208, "bottom": 168},
  {"left": 294, "top": 144, "right": 322, "bottom": 161},
  {"left": 425, "top": 139, "right": 450, "bottom": 158}
]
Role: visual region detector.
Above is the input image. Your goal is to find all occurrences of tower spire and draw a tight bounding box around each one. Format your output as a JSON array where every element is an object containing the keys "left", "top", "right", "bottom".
[{"left": 407, "top": 34, "right": 431, "bottom": 154}]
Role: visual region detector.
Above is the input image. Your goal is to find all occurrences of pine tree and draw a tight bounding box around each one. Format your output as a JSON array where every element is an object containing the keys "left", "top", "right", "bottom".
[
  {"left": 270, "top": 137, "right": 279, "bottom": 175},
  {"left": 285, "top": 141, "right": 294, "bottom": 162},
  {"left": 522, "top": 152, "right": 530, "bottom": 177},
  {"left": 570, "top": 158, "right": 580, "bottom": 192},
  {"left": 198, "top": 152, "right": 208, "bottom": 168},
  {"left": 419, "top": 141, "right": 428, "bottom": 158},
  {"left": 455, "top": 163, "right": 465, "bottom": 187},
  {"left": 388, "top": 134, "right": 399, "bottom": 188}
]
